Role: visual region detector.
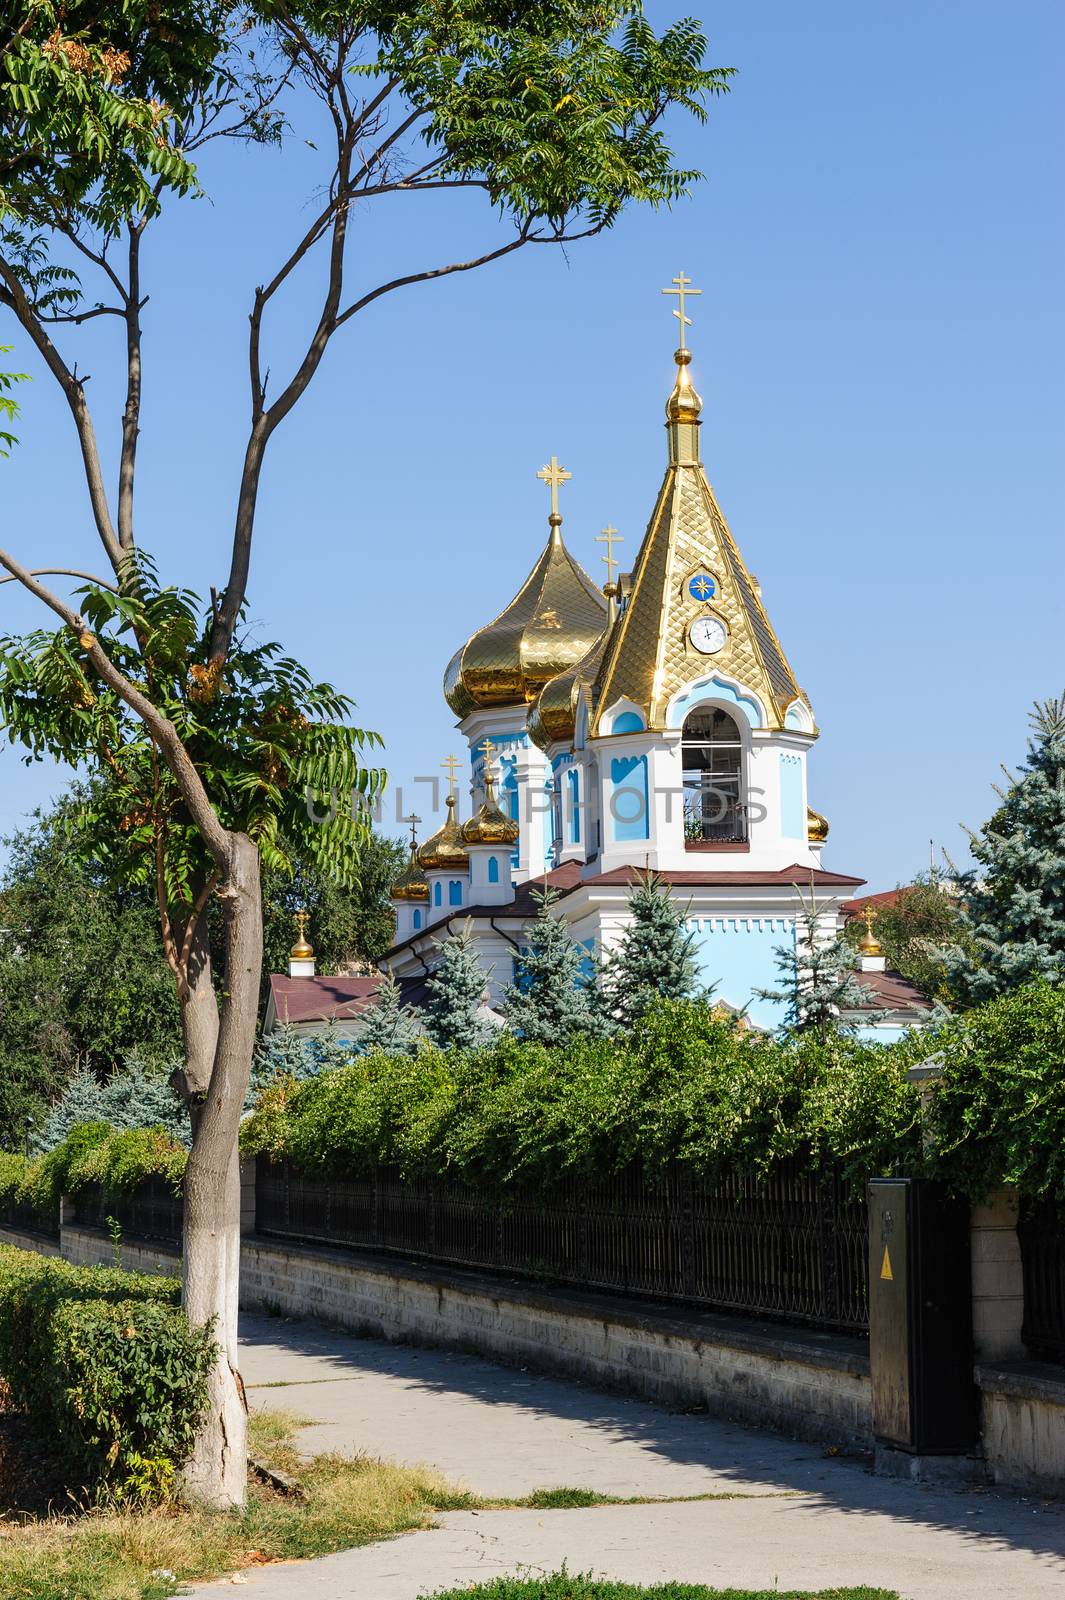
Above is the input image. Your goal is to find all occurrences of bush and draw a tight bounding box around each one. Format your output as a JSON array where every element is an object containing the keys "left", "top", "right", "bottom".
[
  {"left": 0, "top": 1244, "right": 213, "bottom": 1497},
  {"left": 242, "top": 1001, "right": 923, "bottom": 1192},
  {"left": 34, "top": 1051, "right": 189, "bottom": 1154},
  {"left": 17, "top": 1122, "right": 187, "bottom": 1211}
]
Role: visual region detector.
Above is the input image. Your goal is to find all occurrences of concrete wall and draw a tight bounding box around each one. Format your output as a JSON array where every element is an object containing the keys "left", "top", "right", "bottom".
[{"left": 976, "top": 1364, "right": 1065, "bottom": 1495}]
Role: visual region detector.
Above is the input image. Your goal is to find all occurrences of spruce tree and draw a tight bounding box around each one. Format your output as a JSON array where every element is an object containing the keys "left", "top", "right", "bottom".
[
  {"left": 36, "top": 1051, "right": 189, "bottom": 1152},
  {"left": 758, "top": 894, "right": 884, "bottom": 1042},
  {"left": 502, "top": 889, "right": 604, "bottom": 1043},
  {"left": 424, "top": 924, "right": 492, "bottom": 1052},
  {"left": 945, "top": 692, "right": 1065, "bottom": 1005},
  {"left": 357, "top": 973, "right": 421, "bottom": 1057},
  {"left": 601, "top": 871, "right": 702, "bottom": 1031}
]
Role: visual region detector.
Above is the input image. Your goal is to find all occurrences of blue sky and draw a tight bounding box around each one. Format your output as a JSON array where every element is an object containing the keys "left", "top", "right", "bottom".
[{"left": 2, "top": 1, "right": 1062, "bottom": 891}]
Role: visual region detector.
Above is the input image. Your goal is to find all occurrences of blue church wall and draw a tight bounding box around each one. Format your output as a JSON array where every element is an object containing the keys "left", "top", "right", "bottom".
[
  {"left": 852, "top": 1024, "right": 910, "bottom": 1044},
  {"left": 779, "top": 753, "right": 805, "bottom": 840},
  {"left": 609, "top": 754, "right": 649, "bottom": 842},
  {"left": 687, "top": 916, "right": 794, "bottom": 1030}
]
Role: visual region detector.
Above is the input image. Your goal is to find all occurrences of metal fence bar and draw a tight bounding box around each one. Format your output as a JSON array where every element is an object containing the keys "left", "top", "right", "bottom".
[
  {"left": 254, "top": 1158, "right": 870, "bottom": 1337},
  {"left": 0, "top": 1192, "right": 60, "bottom": 1241}
]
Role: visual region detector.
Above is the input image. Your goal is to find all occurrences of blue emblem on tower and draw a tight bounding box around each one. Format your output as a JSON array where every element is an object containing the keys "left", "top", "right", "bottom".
[{"left": 688, "top": 573, "right": 716, "bottom": 601}]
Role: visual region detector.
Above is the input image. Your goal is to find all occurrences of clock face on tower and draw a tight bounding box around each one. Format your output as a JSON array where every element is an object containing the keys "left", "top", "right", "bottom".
[{"left": 689, "top": 615, "right": 728, "bottom": 655}]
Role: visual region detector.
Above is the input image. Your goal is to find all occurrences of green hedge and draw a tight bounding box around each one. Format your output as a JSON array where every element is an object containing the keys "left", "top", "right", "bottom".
[
  {"left": 242, "top": 1000, "right": 924, "bottom": 1191},
  {"left": 8, "top": 1121, "right": 187, "bottom": 1212},
  {"left": 0, "top": 1243, "right": 213, "bottom": 1498},
  {"left": 242, "top": 984, "right": 1065, "bottom": 1202}
]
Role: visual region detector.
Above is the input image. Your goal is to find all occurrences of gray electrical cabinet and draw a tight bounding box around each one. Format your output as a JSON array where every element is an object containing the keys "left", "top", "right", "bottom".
[{"left": 868, "top": 1178, "right": 979, "bottom": 1454}]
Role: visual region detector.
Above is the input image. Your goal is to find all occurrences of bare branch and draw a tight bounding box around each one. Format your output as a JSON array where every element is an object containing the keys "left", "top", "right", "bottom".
[
  {"left": 38, "top": 303, "right": 126, "bottom": 326},
  {"left": 0, "top": 547, "right": 231, "bottom": 867},
  {"left": 0, "top": 567, "right": 119, "bottom": 592},
  {"left": 332, "top": 228, "right": 536, "bottom": 332},
  {"left": 118, "top": 223, "right": 144, "bottom": 549},
  {"left": 0, "top": 258, "right": 124, "bottom": 574}
]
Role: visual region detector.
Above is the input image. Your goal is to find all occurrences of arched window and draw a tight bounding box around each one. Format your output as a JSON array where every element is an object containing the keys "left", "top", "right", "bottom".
[
  {"left": 433, "top": 881, "right": 442, "bottom": 906},
  {"left": 413, "top": 909, "right": 422, "bottom": 930},
  {"left": 487, "top": 855, "right": 500, "bottom": 884},
  {"left": 448, "top": 879, "right": 463, "bottom": 906},
  {"left": 682, "top": 706, "right": 747, "bottom": 844}
]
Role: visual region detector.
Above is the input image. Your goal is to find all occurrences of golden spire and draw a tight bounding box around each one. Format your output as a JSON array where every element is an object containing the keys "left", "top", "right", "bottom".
[
  {"left": 859, "top": 907, "right": 883, "bottom": 958},
  {"left": 418, "top": 788, "right": 469, "bottom": 870},
  {"left": 596, "top": 524, "right": 623, "bottom": 594},
  {"left": 393, "top": 816, "right": 430, "bottom": 902},
  {"left": 662, "top": 270, "right": 702, "bottom": 348},
  {"left": 536, "top": 455, "right": 572, "bottom": 542},
  {"left": 290, "top": 908, "right": 314, "bottom": 960},
  {"left": 440, "top": 753, "right": 461, "bottom": 801}
]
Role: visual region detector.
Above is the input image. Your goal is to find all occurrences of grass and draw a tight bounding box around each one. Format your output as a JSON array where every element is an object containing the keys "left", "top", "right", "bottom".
[
  {"left": 422, "top": 1582, "right": 900, "bottom": 1600},
  {"left": 0, "top": 1410, "right": 478, "bottom": 1600}
]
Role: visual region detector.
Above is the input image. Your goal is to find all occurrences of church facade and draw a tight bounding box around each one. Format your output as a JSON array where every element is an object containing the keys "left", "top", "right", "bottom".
[{"left": 375, "top": 279, "right": 926, "bottom": 1041}]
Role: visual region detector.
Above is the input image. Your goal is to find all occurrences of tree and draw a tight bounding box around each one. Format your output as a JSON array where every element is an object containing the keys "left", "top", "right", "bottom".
[
  {"left": 258, "top": 831, "right": 404, "bottom": 999},
  {"left": 35, "top": 1051, "right": 189, "bottom": 1151},
  {"left": 0, "top": 793, "right": 182, "bottom": 1145},
  {"left": 601, "top": 870, "right": 702, "bottom": 1030},
  {"left": 502, "top": 887, "right": 603, "bottom": 1043},
  {"left": 0, "top": 344, "right": 24, "bottom": 454},
  {"left": 356, "top": 972, "right": 421, "bottom": 1056},
  {"left": 249, "top": 1016, "right": 355, "bottom": 1099},
  {"left": 758, "top": 889, "right": 883, "bottom": 1043},
  {"left": 0, "top": 2, "right": 726, "bottom": 1504},
  {"left": 944, "top": 692, "right": 1065, "bottom": 1007},
  {"left": 842, "top": 878, "right": 971, "bottom": 1004},
  {"left": 424, "top": 925, "right": 491, "bottom": 1052}
]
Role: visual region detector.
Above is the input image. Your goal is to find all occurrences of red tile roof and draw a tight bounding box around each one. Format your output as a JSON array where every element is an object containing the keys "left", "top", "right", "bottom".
[
  {"left": 585, "top": 865, "right": 866, "bottom": 889},
  {"left": 841, "top": 887, "right": 914, "bottom": 918},
  {"left": 268, "top": 973, "right": 380, "bottom": 1026},
  {"left": 852, "top": 968, "right": 932, "bottom": 1013}
]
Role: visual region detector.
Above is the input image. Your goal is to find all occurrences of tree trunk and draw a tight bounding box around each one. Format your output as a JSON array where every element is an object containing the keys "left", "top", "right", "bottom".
[{"left": 180, "top": 833, "right": 262, "bottom": 1508}]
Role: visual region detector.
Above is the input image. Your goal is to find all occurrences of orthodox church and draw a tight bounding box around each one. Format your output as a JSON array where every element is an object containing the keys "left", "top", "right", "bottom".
[{"left": 367, "top": 277, "right": 929, "bottom": 1041}]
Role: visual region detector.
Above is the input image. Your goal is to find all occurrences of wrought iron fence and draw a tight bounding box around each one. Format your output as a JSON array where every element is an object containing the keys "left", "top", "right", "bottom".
[
  {"left": 0, "top": 1190, "right": 59, "bottom": 1241},
  {"left": 70, "top": 1178, "right": 183, "bottom": 1246},
  {"left": 257, "top": 1159, "right": 870, "bottom": 1336},
  {"left": 1018, "top": 1198, "right": 1065, "bottom": 1365}
]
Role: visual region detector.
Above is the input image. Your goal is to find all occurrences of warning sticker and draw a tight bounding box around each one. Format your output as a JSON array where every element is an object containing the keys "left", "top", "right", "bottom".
[{"left": 880, "top": 1244, "right": 893, "bottom": 1281}]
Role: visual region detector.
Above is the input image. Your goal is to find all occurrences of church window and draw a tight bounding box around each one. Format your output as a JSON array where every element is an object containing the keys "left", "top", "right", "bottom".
[
  {"left": 448, "top": 879, "right": 463, "bottom": 906},
  {"left": 434, "top": 882, "right": 442, "bottom": 906},
  {"left": 682, "top": 707, "right": 747, "bottom": 845},
  {"left": 488, "top": 855, "right": 500, "bottom": 884},
  {"left": 413, "top": 909, "right": 422, "bottom": 929},
  {"left": 566, "top": 768, "right": 581, "bottom": 844}
]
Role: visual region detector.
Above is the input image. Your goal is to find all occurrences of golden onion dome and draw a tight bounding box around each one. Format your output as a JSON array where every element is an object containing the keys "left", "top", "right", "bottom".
[
  {"left": 528, "top": 630, "right": 609, "bottom": 752},
  {"left": 391, "top": 843, "right": 430, "bottom": 903},
  {"left": 461, "top": 766, "right": 519, "bottom": 847},
  {"left": 289, "top": 909, "right": 314, "bottom": 959},
  {"left": 444, "top": 519, "right": 608, "bottom": 716},
  {"left": 859, "top": 908, "right": 883, "bottom": 958},
  {"left": 806, "top": 806, "right": 830, "bottom": 843},
  {"left": 665, "top": 345, "right": 703, "bottom": 424},
  {"left": 417, "top": 793, "right": 469, "bottom": 872}
]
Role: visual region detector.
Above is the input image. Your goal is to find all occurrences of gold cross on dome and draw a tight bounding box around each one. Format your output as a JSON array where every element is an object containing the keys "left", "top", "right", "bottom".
[
  {"left": 662, "top": 270, "right": 701, "bottom": 346},
  {"left": 294, "top": 909, "right": 310, "bottom": 939},
  {"left": 478, "top": 736, "right": 496, "bottom": 773},
  {"left": 536, "top": 455, "right": 572, "bottom": 519},
  {"left": 596, "top": 524, "right": 623, "bottom": 590},
  {"left": 440, "top": 754, "right": 461, "bottom": 800},
  {"left": 402, "top": 812, "right": 421, "bottom": 847}
]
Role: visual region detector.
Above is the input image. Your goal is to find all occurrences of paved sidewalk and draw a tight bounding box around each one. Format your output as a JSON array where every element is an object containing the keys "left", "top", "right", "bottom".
[{"left": 193, "top": 1313, "right": 1065, "bottom": 1600}]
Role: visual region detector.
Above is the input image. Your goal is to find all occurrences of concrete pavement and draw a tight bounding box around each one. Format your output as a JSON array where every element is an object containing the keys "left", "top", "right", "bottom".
[{"left": 192, "top": 1312, "right": 1065, "bottom": 1600}]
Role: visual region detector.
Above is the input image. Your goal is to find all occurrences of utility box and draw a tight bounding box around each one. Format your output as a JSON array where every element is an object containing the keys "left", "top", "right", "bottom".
[{"left": 868, "top": 1178, "right": 979, "bottom": 1454}]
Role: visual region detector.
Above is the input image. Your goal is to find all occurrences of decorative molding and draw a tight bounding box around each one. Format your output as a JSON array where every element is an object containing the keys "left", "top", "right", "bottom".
[{"left": 666, "top": 672, "right": 767, "bottom": 731}]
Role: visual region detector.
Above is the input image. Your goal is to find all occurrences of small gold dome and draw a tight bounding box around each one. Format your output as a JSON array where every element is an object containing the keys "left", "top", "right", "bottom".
[
  {"left": 391, "top": 843, "right": 430, "bottom": 902},
  {"left": 859, "top": 908, "right": 883, "bottom": 958},
  {"left": 444, "top": 522, "right": 607, "bottom": 716},
  {"left": 806, "top": 806, "right": 830, "bottom": 843},
  {"left": 290, "top": 909, "right": 314, "bottom": 959},
  {"left": 417, "top": 793, "right": 469, "bottom": 871},
  {"left": 462, "top": 766, "right": 519, "bottom": 847},
  {"left": 665, "top": 347, "right": 703, "bottom": 424}
]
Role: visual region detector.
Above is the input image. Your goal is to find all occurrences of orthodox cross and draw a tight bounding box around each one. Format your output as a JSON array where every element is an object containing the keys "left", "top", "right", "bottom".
[
  {"left": 478, "top": 736, "right": 496, "bottom": 774},
  {"left": 536, "top": 455, "right": 572, "bottom": 520},
  {"left": 402, "top": 812, "right": 421, "bottom": 848},
  {"left": 293, "top": 909, "right": 310, "bottom": 941},
  {"left": 596, "top": 524, "right": 623, "bottom": 591},
  {"left": 662, "top": 271, "right": 701, "bottom": 346},
  {"left": 441, "top": 754, "right": 461, "bottom": 801}
]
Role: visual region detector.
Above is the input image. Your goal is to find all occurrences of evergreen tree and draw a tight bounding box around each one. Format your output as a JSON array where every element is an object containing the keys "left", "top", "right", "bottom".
[
  {"left": 357, "top": 973, "right": 421, "bottom": 1057},
  {"left": 945, "top": 692, "right": 1065, "bottom": 1006},
  {"left": 601, "top": 871, "right": 703, "bottom": 1031},
  {"left": 36, "top": 1051, "right": 189, "bottom": 1152},
  {"left": 424, "top": 925, "right": 492, "bottom": 1052},
  {"left": 502, "top": 889, "right": 605, "bottom": 1044},
  {"left": 758, "top": 893, "right": 884, "bottom": 1042},
  {"left": 249, "top": 1018, "right": 356, "bottom": 1101}
]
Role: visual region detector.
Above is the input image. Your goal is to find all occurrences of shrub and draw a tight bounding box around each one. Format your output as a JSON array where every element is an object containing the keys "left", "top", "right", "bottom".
[
  {"left": 0, "top": 1244, "right": 213, "bottom": 1497},
  {"left": 34, "top": 1051, "right": 190, "bottom": 1154},
  {"left": 17, "top": 1122, "right": 187, "bottom": 1211}
]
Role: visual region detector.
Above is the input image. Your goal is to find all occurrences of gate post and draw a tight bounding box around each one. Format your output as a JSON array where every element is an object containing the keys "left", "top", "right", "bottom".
[{"left": 868, "top": 1177, "right": 981, "bottom": 1478}]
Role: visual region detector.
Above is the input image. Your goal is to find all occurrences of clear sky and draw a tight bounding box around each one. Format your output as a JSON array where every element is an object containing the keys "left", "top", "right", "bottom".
[{"left": 2, "top": 1, "right": 1062, "bottom": 891}]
